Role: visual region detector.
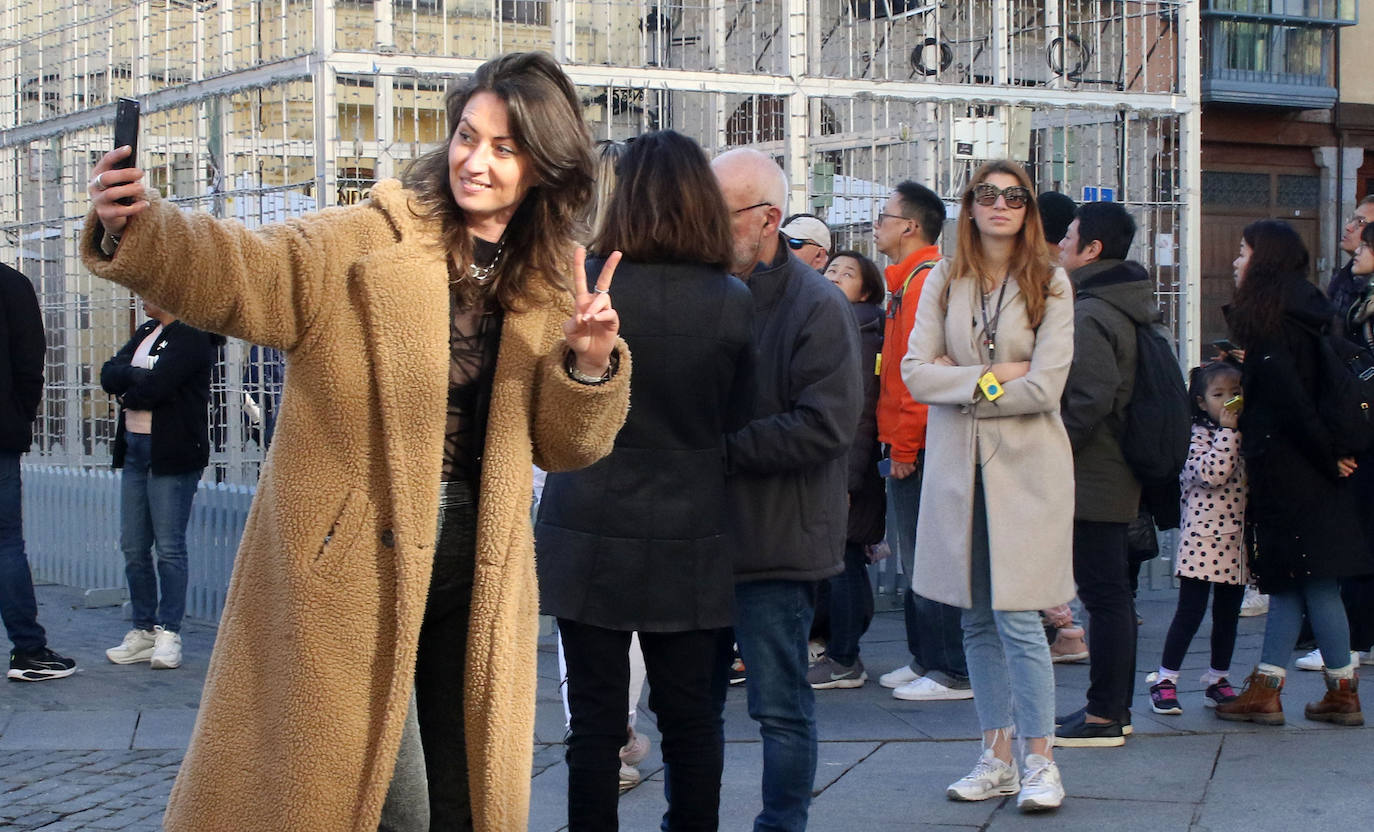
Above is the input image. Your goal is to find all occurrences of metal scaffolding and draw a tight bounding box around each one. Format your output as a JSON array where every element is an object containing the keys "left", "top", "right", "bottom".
[{"left": 1, "top": 0, "right": 1202, "bottom": 483}]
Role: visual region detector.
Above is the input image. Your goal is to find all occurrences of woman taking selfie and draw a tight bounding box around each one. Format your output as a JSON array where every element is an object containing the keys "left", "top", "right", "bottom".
[
  {"left": 537, "top": 128, "right": 753, "bottom": 831},
  {"left": 82, "top": 52, "right": 631, "bottom": 832},
  {"left": 903, "top": 161, "right": 1074, "bottom": 812},
  {"left": 1214, "top": 220, "right": 1368, "bottom": 726}
]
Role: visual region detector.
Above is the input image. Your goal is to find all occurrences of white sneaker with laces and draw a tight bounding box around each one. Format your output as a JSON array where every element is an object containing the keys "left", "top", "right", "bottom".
[
  {"left": 150, "top": 628, "right": 183, "bottom": 669},
  {"left": 1295, "top": 649, "right": 1324, "bottom": 671},
  {"left": 946, "top": 748, "right": 1019, "bottom": 801},
  {"left": 893, "top": 675, "right": 974, "bottom": 701},
  {"left": 106, "top": 628, "right": 157, "bottom": 664},
  {"left": 1017, "top": 754, "right": 1064, "bottom": 812},
  {"left": 879, "top": 664, "right": 922, "bottom": 689},
  {"left": 1239, "top": 587, "right": 1269, "bottom": 617}
]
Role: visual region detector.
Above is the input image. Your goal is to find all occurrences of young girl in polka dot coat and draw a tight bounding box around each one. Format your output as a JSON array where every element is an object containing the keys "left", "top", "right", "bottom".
[{"left": 1148, "top": 361, "right": 1247, "bottom": 715}]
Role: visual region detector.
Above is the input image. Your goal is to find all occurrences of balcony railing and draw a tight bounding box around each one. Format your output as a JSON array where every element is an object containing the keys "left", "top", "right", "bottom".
[
  {"left": 1203, "top": 0, "right": 1357, "bottom": 26},
  {"left": 1201, "top": 16, "right": 1340, "bottom": 107}
]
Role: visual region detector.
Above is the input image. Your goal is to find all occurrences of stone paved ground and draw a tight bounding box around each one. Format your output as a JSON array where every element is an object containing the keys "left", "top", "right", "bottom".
[{"left": 5, "top": 567, "right": 1373, "bottom": 831}]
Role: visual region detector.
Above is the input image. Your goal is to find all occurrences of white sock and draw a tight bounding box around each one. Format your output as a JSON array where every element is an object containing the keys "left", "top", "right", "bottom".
[
  {"left": 1156, "top": 667, "right": 1180, "bottom": 684},
  {"left": 1257, "top": 662, "right": 1286, "bottom": 678},
  {"left": 1200, "top": 667, "right": 1228, "bottom": 686}
]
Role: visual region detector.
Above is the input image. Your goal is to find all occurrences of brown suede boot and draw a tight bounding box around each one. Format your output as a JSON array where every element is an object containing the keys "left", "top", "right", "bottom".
[
  {"left": 1215, "top": 667, "right": 1285, "bottom": 725},
  {"left": 1305, "top": 670, "right": 1364, "bottom": 726}
]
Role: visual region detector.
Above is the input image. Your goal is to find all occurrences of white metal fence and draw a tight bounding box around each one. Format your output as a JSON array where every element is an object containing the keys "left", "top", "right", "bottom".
[{"left": 22, "top": 463, "right": 253, "bottom": 623}]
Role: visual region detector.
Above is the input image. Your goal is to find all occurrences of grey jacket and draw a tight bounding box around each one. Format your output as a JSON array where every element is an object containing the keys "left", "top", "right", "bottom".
[
  {"left": 725, "top": 238, "right": 863, "bottom": 583},
  {"left": 1061, "top": 259, "right": 1156, "bottom": 523}
]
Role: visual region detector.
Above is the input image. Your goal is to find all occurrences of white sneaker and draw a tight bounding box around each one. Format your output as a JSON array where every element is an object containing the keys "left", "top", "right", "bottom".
[
  {"left": 1017, "top": 754, "right": 1064, "bottom": 812},
  {"left": 149, "top": 628, "right": 182, "bottom": 669},
  {"left": 879, "top": 664, "right": 922, "bottom": 689},
  {"left": 619, "top": 727, "right": 650, "bottom": 767},
  {"left": 1239, "top": 587, "right": 1269, "bottom": 617},
  {"left": 894, "top": 675, "right": 974, "bottom": 701},
  {"left": 617, "top": 762, "right": 641, "bottom": 793},
  {"left": 1295, "top": 649, "right": 1361, "bottom": 672},
  {"left": 106, "top": 628, "right": 157, "bottom": 664},
  {"left": 946, "top": 748, "right": 1019, "bottom": 801}
]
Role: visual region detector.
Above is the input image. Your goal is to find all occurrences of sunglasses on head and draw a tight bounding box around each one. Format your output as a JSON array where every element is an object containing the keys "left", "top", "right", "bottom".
[
  {"left": 972, "top": 183, "right": 1031, "bottom": 209},
  {"left": 786, "top": 237, "right": 820, "bottom": 251}
]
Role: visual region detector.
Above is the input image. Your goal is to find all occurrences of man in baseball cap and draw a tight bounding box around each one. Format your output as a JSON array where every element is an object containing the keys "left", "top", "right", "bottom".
[{"left": 780, "top": 214, "right": 832, "bottom": 271}]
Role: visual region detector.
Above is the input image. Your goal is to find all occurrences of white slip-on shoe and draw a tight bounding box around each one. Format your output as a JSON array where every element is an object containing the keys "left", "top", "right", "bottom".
[
  {"left": 894, "top": 675, "right": 974, "bottom": 701},
  {"left": 106, "top": 628, "right": 157, "bottom": 664},
  {"left": 946, "top": 748, "right": 1019, "bottom": 801},
  {"left": 879, "top": 664, "right": 922, "bottom": 689}
]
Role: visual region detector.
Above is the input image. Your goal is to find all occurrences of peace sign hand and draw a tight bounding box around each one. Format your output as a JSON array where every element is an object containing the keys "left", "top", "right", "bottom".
[{"left": 562, "top": 247, "right": 622, "bottom": 377}]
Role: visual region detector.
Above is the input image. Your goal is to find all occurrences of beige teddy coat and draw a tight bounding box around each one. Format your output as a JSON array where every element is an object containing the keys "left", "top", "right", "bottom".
[{"left": 80, "top": 179, "right": 631, "bottom": 832}]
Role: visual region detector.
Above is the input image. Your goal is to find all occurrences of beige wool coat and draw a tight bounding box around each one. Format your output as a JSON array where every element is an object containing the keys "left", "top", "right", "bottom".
[
  {"left": 80, "top": 179, "right": 631, "bottom": 832},
  {"left": 901, "top": 260, "right": 1076, "bottom": 611}
]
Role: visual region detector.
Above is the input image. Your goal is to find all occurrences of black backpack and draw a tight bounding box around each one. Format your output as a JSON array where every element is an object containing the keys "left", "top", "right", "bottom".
[
  {"left": 1311, "top": 330, "right": 1374, "bottom": 456},
  {"left": 1119, "top": 321, "right": 1191, "bottom": 527}
]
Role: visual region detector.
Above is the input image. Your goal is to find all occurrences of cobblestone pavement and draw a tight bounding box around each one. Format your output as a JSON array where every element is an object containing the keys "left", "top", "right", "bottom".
[{"left": 0, "top": 750, "right": 180, "bottom": 831}]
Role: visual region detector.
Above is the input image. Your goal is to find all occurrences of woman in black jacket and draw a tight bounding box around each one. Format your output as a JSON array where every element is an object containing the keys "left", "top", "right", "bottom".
[
  {"left": 807, "top": 250, "right": 885, "bottom": 689},
  {"left": 535, "top": 130, "right": 754, "bottom": 831},
  {"left": 1215, "top": 220, "right": 1370, "bottom": 727},
  {"left": 100, "top": 299, "right": 219, "bottom": 671}
]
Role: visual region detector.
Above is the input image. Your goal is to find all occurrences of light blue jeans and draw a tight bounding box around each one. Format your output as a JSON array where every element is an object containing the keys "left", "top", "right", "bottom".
[
  {"left": 119, "top": 433, "right": 201, "bottom": 633},
  {"left": 1260, "top": 577, "right": 1353, "bottom": 672},
  {"left": 961, "top": 475, "right": 1057, "bottom": 740}
]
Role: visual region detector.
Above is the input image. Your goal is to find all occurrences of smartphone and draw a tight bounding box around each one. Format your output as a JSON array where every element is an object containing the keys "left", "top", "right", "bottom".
[
  {"left": 112, "top": 98, "right": 140, "bottom": 206},
  {"left": 1212, "top": 338, "right": 1238, "bottom": 354},
  {"left": 877, "top": 458, "right": 892, "bottom": 478}
]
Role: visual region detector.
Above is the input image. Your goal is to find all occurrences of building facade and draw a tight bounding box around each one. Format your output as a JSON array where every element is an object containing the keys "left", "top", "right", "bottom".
[{"left": 3, "top": 0, "right": 1202, "bottom": 483}]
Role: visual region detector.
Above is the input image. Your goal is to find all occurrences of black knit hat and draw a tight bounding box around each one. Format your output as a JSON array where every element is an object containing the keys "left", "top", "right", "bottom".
[{"left": 1038, "top": 191, "right": 1077, "bottom": 245}]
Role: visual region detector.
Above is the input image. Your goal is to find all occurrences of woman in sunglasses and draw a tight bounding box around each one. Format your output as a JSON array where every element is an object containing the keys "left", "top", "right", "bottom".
[{"left": 902, "top": 160, "right": 1075, "bottom": 812}]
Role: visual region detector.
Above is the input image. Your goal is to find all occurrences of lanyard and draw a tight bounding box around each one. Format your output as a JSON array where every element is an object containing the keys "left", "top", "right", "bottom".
[{"left": 978, "top": 275, "right": 1011, "bottom": 362}]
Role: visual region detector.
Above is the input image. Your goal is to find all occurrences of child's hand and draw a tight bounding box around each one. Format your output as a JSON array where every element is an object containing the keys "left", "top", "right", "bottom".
[{"left": 1218, "top": 406, "right": 1239, "bottom": 430}]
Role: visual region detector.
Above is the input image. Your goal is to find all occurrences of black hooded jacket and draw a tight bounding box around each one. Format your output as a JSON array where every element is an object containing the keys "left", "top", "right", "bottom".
[
  {"left": 0, "top": 264, "right": 45, "bottom": 454},
  {"left": 1235, "top": 278, "right": 1372, "bottom": 591}
]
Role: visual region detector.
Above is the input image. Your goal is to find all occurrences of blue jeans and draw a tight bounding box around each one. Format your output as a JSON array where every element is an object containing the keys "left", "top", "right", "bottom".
[
  {"left": 0, "top": 451, "right": 46, "bottom": 653},
  {"left": 1260, "top": 577, "right": 1353, "bottom": 672},
  {"left": 961, "top": 476, "right": 1056, "bottom": 739},
  {"left": 825, "top": 541, "right": 871, "bottom": 666},
  {"left": 730, "top": 579, "right": 817, "bottom": 832},
  {"left": 119, "top": 433, "right": 200, "bottom": 633},
  {"left": 886, "top": 466, "right": 968, "bottom": 679}
]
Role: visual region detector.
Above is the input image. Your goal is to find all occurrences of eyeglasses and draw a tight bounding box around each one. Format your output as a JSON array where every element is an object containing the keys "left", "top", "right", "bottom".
[
  {"left": 971, "top": 183, "right": 1031, "bottom": 209},
  {"left": 1346, "top": 215, "right": 1371, "bottom": 229},
  {"left": 732, "top": 201, "right": 774, "bottom": 215},
  {"left": 786, "top": 237, "right": 822, "bottom": 251},
  {"left": 875, "top": 212, "right": 912, "bottom": 226}
]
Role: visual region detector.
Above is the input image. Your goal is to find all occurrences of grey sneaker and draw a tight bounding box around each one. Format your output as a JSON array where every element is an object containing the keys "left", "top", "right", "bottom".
[
  {"left": 947, "top": 748, "right": 1019, "bottom": 801},
  {"left": 807, "top": 656, "right": 867, "bottom": 689},
  {"left": 106, "top": 628, "right": 157, "bottom": 664},
  {"left": 1017, "top": 754, "right": 1064, "bottom": 812}
]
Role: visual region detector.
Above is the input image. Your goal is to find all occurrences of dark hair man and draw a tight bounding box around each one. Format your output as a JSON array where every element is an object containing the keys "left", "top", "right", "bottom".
[
  {"left": 1055, "top": 201, "right": 1151, "bottom": 747},
  {"left": 868, "top": 181, "right": 972, "bottom": 702},
  {"left": 2, "top": 263, "right": 77, "bottom": 681},
  {"left": 1329, "top": 195, "right": 1374, "bottom": 318},
  {"left": 1038, "top": 191, "right": 1078, "bottom": 246}
]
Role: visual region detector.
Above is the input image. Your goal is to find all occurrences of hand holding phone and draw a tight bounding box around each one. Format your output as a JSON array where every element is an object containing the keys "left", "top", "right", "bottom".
[{"left": 112, "top": 98, "right": 140, "bottom": 206}]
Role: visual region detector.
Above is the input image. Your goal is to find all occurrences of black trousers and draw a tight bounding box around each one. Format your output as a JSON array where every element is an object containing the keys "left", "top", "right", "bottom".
[
  {"left": 1072, "top": 519, "right": 1138, "bottom": 720},
  {"left": 559, "top": 618, "right": 725, "bottom": 832},
  {"left": 380, "top": 481, "right": 478, "bottom": 832},
  {"left": 1160, "top": 577, "right": 1245, "bottom": 673}
]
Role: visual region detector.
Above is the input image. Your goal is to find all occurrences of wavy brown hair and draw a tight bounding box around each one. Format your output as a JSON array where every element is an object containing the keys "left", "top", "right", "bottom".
[
  {"left": 403, "top": 51, "right": 595, "bottom": 310},
  {"left": 949, "top": 160, "right": 1056, "bottom": 328},
  {"left": 591, "top": 130, "right": 734, "bottom": 269}
]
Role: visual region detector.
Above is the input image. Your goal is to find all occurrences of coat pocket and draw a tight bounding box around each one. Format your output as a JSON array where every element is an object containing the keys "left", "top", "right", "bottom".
[{"left": 312, "top": 488, "right": 373, "bottom": 579}]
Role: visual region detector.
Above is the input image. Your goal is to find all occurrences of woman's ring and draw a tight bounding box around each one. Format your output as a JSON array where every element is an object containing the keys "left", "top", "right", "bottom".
[
  {"left": 591, "top": 287, "right": 607, "bottom": 295},
  {"left": 93, "top": 173, "right": 106, "bottom": 190}
]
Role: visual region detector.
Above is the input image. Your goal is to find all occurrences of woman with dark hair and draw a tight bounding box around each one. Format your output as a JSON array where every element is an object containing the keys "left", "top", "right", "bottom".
[
  {"left": 82, "top": 52, "right": 632, "bottom": 832},
  {"left": 535, "top": 129, "right": 753, "bottom": 831},
  {"left": 904, "top": 160, "right": 1074, "bottom": 812},
  {"left": 1215, "top": 219, "right": 1369, "bottom": 727},
  {"left": 807, "top": 250, "right": 885, "bottom": 689}
]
